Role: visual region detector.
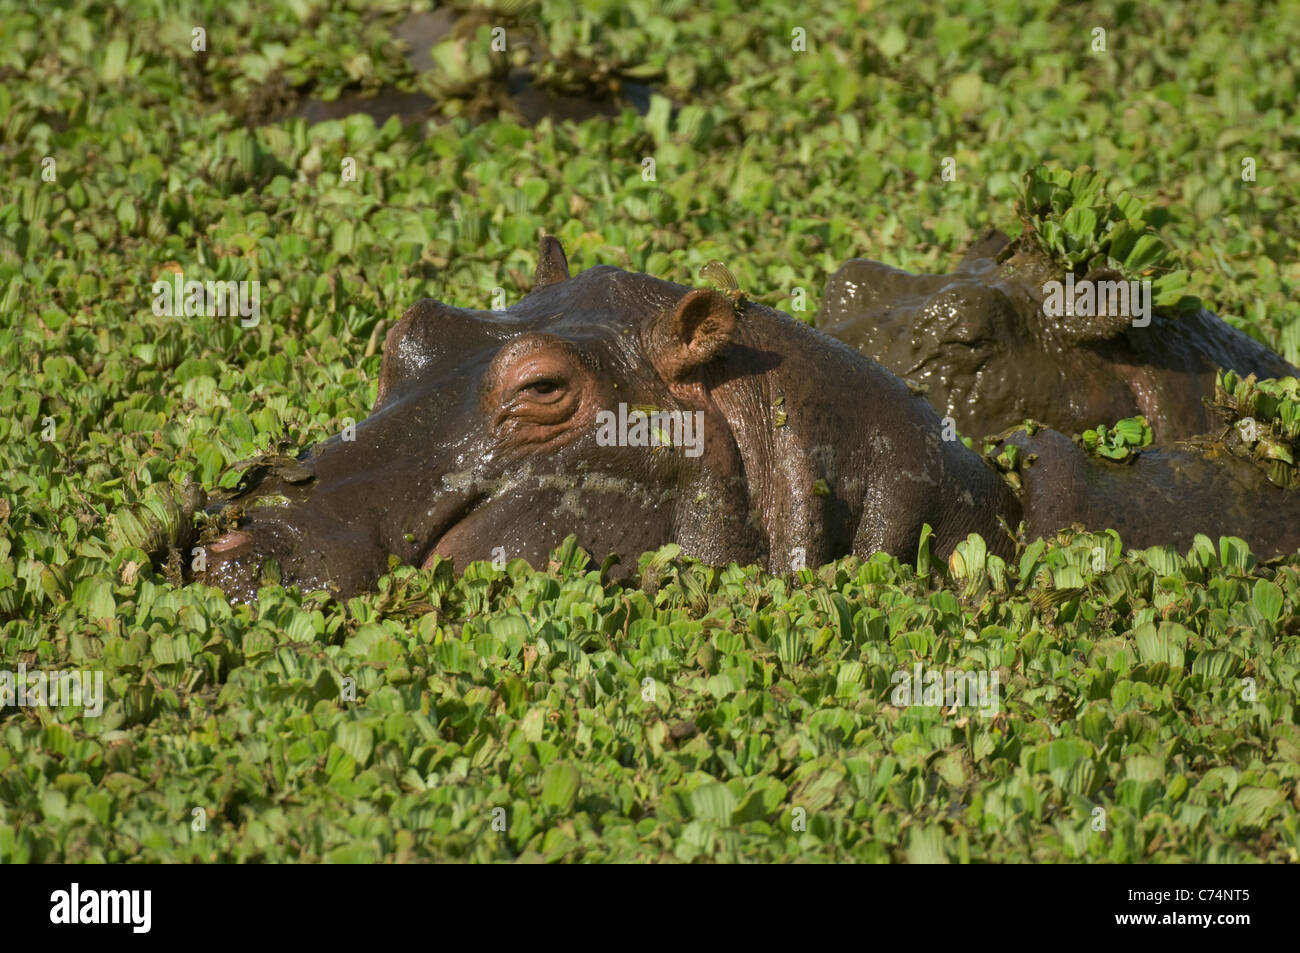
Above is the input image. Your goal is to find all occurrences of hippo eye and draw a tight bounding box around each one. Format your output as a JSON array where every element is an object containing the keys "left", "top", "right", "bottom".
[
  {"left": 521, "top": 377, "right": 564, "bottom": 397},
  {"left": 488, "top": 337, "right": 585, "bottom": 431}
]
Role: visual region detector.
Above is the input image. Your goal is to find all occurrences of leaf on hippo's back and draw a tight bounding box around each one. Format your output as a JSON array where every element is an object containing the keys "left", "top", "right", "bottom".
[
  {"left": 1036, "top": 219, "right": 1064, "bottom": 255},
  {"left": 1060, "top": 205, "right": 1097, "bottom": 245},
  {"left": 1067, "top": 169, "right": 1105, "bottom": 207},
  {"left": 994, "top": 443, "right": 1022, "bottom": 472},
  {"left": 1256, "top": 437, "right": 1294, "bottom": 464},
  {"left": 1111, "top": 416, "right": 1152, "bottom": 447},
  {"left": 1267, "top": 458, "right": 1297, "bottom": 489},
  {"left": 1105, "top": 220, "right": 1141, "bottom": 264}
]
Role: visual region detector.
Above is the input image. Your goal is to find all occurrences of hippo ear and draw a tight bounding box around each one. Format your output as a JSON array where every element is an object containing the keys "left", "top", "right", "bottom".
[
  {"left": 532, "top": 235, "right": 570, "bottom": 291},
  {"left": 652, "top": 289, "right": 737, "bottom": 380},
  {"left": 956, "top": 228, "right": 1012, "bottom": 269}
]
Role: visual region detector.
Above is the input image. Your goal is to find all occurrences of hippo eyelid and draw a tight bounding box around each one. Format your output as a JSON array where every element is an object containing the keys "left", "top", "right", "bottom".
[{"left": 516, "top": 377, "right": 569, "bottom": 401}]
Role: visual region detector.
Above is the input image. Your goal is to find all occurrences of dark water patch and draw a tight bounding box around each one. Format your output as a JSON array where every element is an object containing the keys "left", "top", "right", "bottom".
[
  {"left": 254, "top": 6, "right": 661, "bottom": 132},
  {"left": 393, "top": 9, "right": 458, "bottom": 73},
  {"left": 264, "top": 72, "right": 653, "bottom": 134},
  {"left": 508, "top": 69, "right": 654, "bottom": 125},
  {"left": 280, "top": 88, "right": 438, "bottom": 128}
]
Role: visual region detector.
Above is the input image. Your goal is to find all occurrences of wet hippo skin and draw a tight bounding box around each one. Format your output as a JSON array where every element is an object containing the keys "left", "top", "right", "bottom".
[
  {"left": 818, "top": 230, "right": 1297, "bottom": 442},
  {"left": 198, "top": 238, "right": 1022, "bottom": 601},
  {"left": 998, "top": 427, "right": 1300, "bottom": 556}
]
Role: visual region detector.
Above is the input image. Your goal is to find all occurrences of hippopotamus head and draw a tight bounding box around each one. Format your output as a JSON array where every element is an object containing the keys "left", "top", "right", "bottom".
[
  {"left": 198, "top": 238, "right": 767, "bottom": 601},
  {"left": 198, "top": 237, "right": 1023, "bottom": 602},
  {"left": 817, "top": 231, "right": 1297, "bottom": 442},
  {"left": 817, "top": 232, "right": 1154, "bottom": 441}
]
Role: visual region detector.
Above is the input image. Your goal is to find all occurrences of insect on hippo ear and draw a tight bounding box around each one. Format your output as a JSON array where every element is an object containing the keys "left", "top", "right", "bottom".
[
  {"left": 531, "top": 235, "right": 570, "bottom": 291},
  {"left": 652, "top": 288, "right": 737, "bottom": 381}
]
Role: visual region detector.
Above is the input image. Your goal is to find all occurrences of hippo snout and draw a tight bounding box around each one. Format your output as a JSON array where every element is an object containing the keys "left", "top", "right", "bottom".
[
  {"left": 196, "top": 505, "right": 394, "bottom": 603},
  {"left": 208, "top": 530, "right": 253, "bottom": 553}
]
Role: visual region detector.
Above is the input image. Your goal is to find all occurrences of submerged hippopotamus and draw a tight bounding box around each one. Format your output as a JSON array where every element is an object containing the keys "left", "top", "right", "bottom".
[
  {"left": 995, "top": 426, "right": 1300, "bottom": 557},
  {"left": 817, "top": 230, "right": 1297, "bottom": 442},
  {"left": 197, "top": 238, "right": 1021, "bottom": 601}
]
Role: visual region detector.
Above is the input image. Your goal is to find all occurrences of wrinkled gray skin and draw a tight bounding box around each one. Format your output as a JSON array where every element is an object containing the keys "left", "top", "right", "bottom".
[
  {"left": 818, "top": 230, "right": 1297, "bottom": 442},
  {"left": 198, "top": 238, "right": 1022, "bottom": 601},
  {"left": 998, "top": 428, "right": 1300, "bottom": 558}
]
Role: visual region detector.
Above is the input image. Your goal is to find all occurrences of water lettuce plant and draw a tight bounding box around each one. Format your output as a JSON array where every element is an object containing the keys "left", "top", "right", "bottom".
[{"left": 2, "top": 0, "right": 1299, "bottom": 864}]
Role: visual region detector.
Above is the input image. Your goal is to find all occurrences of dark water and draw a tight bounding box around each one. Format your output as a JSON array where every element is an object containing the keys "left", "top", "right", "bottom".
[{"left": 269, "top": 10, "right": 656, "bottom": 131}]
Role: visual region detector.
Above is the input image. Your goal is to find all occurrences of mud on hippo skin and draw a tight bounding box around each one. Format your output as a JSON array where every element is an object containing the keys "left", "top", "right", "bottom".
[
  {"left": 818, "top": 230, "right": 1297, "bottom": 443},
  {"left": 994, "top": 427, "right": 1300, "bottom": 559},
  {"left": 197, "top": 237, "right": 1022, "bottom": 602}
]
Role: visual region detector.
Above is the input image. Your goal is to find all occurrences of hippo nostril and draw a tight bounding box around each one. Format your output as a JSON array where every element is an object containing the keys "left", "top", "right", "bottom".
[{"left": 209, "top": 531, "right": 253, "bottom": 553}]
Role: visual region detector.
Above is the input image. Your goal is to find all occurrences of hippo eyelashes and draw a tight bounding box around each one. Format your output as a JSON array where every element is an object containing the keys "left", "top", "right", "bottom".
[
  {"left": 500, "top": 351, "right": 576, "bottom": 404},
  {"left": 521, "top": 379, "right": 561, "bottom": 396},
  {"left": 488, "top": 337, "right": 592, "bottom": 440}
]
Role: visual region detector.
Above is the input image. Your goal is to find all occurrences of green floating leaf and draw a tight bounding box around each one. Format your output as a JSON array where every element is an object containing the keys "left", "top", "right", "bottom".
[
  {"left": 541, "top": 762, "right": 581, "bottom": 812},
  {"left": 690, "top": 781, "right": 737, "bottom": 824},
  {"left": 916, "top": 523, "right": 935, "bottom": 577},
  {"left": 1251, "top": 579, "right": 1283, "bottom": 623}
]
